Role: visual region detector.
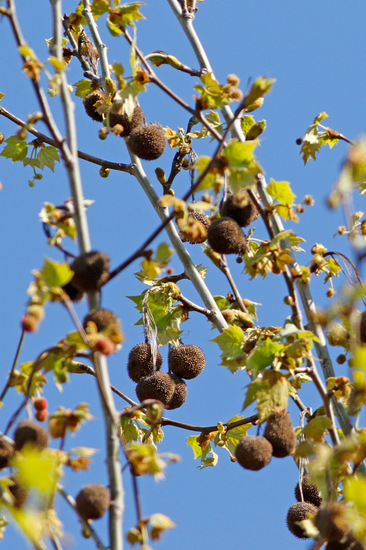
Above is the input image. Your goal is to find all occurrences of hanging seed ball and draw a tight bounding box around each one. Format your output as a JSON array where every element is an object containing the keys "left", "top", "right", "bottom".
[
  {"left": 235, "top": 435, "right": 273, "bottom": 471},
  {"left": 263, "top": 409, "right": 296, "bottom": 458},
  {"left": 8, "top": 475, "right": 29, "bottom": 507},
  {"left": 220, "top": 190, "right": 260, "bottom": 227},
  {"left": 359, "top": 311, "right": 366, "bottom": 343},
  {"left": 314, "top": 502, "right": 350, "bottom": 542},
  {"left": 179, "top": 210, "right": 212, "bottom": 244},
  {"left": 75, "top": 484, "right": 110, "bottom": 520},
  {"left": 136, "top": 372, "right": 175, "bottom": 408},
  {"left": 295, "top": 474, "right": 322, "bottom": 507},
  {"left": 83, "top": 91, "right": 106, "bottom": 122},
  {"left": 165, "top": 374, "right": 188, "bottom": 410},
  {"left": 109, "top": 104, "right": 145, "bottom": 137},
  {"left": 127, "top": 343, "right": 163, "bottom": 383},
  {"left": 127, "top": 123, "right": 166, "bottom": 160},
  {"left": 62, "top": 281, "right": 84, "bottom": 302},
  {"left": 287, "top": 502, "right": 318, "bottom": 539},
  {"left": 168, "top": 344, "right": 205, "bottom": 380},
  {"left": 70, "top": 251, "right": 110, "bottom": 292},
  {"left": 0, "top": 438, "right": 15, "bottom": 469},
  {"left": 207, "top": 217, "right": 247, "bottom": 255},
  {"left": 83, "top": 309, "right": 121, "bottom": 333},
  {"left": 326, "top": 536, "right": 364, "bottom": 550},
  {"left": 14, "top": 420, "right": 49, "bottom": 451}
]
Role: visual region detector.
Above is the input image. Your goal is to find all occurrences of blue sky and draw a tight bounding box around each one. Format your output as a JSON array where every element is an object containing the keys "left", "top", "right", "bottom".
[{"left": 1, "top": 1, "right": 366, "bottom": 549}]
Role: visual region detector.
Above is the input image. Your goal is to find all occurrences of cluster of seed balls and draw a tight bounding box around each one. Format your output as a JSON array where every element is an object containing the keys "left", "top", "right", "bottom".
[
  {"left": 127, "top": 342, "right": 205, "bottom": 410},
  {"left": 63, "top": 250, "right": 111, "bottom": 303},
  {"left": 0, "top": 420, "right": 110, "bottom": 521},
  {"left": 234, "top": 409, "right": 296, "bottom": 471},
  {"left": 287, "top": 477, "right": 362, "bottom": 549},
  {"left": 178, "top": 189, "right": 259, "bottom": 253},
  {"left": 83, "top": 91, "right": 166, "bottom": 160}
]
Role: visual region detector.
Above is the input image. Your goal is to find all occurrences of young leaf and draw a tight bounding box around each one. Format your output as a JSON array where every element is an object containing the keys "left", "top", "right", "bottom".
[
  {"left": 211, "top": 326, "right": 247, "bottom": 373},
  {"left": 0, "top": 136, "right": 28, "bottom": 162},
  {"left": 37, "top": 146, "right": 60, "bottom": 171}
]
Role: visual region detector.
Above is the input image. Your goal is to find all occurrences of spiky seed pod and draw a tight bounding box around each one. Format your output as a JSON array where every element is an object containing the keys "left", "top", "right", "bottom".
[
  {"left": 295, "top": 474, "right": 322, "bottom": 507},
  {"left": 127, "top": 123, "right": 166, "bottom": 160},
  {"left": 220, "top": 190, "right": 260, "bottom": 227},
  {"left": 234, "top": 435, "right": 273, "bottom": 471},
  {"left": 127, "top": 343, "right": 163, "bottom": 382},
  {"left": 62, "top": 281, "right": 84, "bottom": 302},
  {"left": 263, "top": 409, "right": 296, "bottom": 458},
  {"left": 14, "top": 420, "right": 49, "bottom": 451},
  {"left": 83, "top": 309, "right": 121, "bottom": 333},
  {"left": 83, "top": 91, "right": 106, "bottom": 122},
  {"left": 179, "top": 210, "right": 212, "bottom": 244},
  {"left": 0, "top": 438, "right": 15, "bottom": 469},
  {"left": 70, "top": 251, "right": 110, "bottom": 292},
  {"left": 136, "top": 372, "right": 175, "bottom": 407},
  {"left": 314, "top": 502, "right": 350, "bottom": 542},
  {"left": 8, "top": 475, "right": 29, "bottom": 507},
  {"left": 109, "top": 104, "right": 145, "bottom": 137},
  {"left": 326, "top": 536, "right": 364, "bottom": 550},
  {"left": 359, "top": 311, "right": 366, "bottom": 343},
  {"left": 168, "top": 344, "right": 205, "bottom": 380},
  {"left": 207, "top": 217, "right": 247, "bottom": 255},
  {"left": 75, "top": 484, "right": 110, "bottom": 520},
  {"left": 165, "top": 374, "right": 187, "bottom": 410},
  {"left": 287, "top": 502, "right": 318, "bottom": 539}
]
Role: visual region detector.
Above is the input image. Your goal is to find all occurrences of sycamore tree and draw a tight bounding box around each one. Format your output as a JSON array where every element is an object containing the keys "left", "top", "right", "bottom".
[{"left": 1, "top": 1, "right": 366, "bottom": 549}]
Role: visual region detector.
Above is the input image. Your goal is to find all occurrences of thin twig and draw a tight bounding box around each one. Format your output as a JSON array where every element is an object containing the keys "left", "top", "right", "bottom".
[
  {"left": 0, "top": 329, "right": 25, "bottom": 403},
  {"left": 0, "top": 106, "right": 134, "bottom": 174},
  {"left": 58, "top": 486, "right": 108, "bottom": 550}
]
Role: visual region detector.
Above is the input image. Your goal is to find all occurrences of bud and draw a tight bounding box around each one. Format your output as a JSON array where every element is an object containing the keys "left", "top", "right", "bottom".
[
  {"left": 99, "top": 167, "right": 110, "bottom": 178},
  {"left": 311, "top": 243, "right": 327, "bottom": 255},
  {"left": 303, "top": 195, "right": 315, "bottom": 206},
  {"left": 244, "top": 97, "right": 264, "bottom": 112},
  {"left": 327, "top": 324, "right": 349, "bottom": 347},
  {"left": 326, "top": 288, "right": 335, "bottom": 298},
  {"left": 246, "top": 120, "right": 266, "bottom": 140},
  {"left": 227, "top": 74, "right": 240, "bottom": 86},
  {"left": 155, "top": 167, "right": 166, "bottom": 184},
  {"left": 99, "top": 127, "right": 109, "bottom": 140}
]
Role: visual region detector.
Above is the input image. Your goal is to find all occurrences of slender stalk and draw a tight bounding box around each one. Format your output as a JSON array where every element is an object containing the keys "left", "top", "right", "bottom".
[
  {"left": 50, "top": 3, "right": 124, "bottom": 548},
  {"left": 130, "top": 155, "right": 228, "bottom": 332},
  {"left": 219, "top": 256, "right": 248, "bottom": 313}
]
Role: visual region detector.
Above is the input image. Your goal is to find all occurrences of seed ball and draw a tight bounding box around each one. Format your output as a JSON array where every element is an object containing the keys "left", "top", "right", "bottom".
[
  {"left": 179, "top": 210, "right": 211, "bottom": 244},
  {"left": 314, "top": 502, "right": 350, "bottom": 542},
  {"left": 326, "top": 536, "right": 364, "bottom": 550},
  {"left": 0, "top": 438, "right": 15, "bottom": 469},
  {"left": 14, "top": 420, "right": 49, "bottom": 451},
  {"left": 75, "top": 484, "right": 110, "bottom": 520},
  {"left": 127, "top": 343, "right": 163, "bottom": 383},
  {"left": 62, "top": 281, "right": 84, "bottom": 302},
  {"left": 136, "top": 372, "right": 175, "bottom": 408},
  {"left": 8, "top": 475, "right": 29, "bottom": 507},
  {"left": 220, "top": 190, "right": 260, "bottom": 227},
  {"left": 109, "top": 104, "right": 145, "bottom": 137},
  {"left": 295, "top": 474, "right": 322, "bottom": 507},
  {"left": 165, "top": 374, "right": 187, "bottom": 410},
  {"left": 359, "top": 312, "right": 366, "bottom": 343},
  {"left": 263, "top": 409, "right": 296, "bottom": 458},
  {"left": 70, "top": 251, "right": 110, "bottom": 292},
  {"left": 83, "top": 309, "right": 121, "bottom": 333},
  {"left": 83, "top": 91, "right": 106, "bottom": 122},
  {"left": 207, "top": 217, "right": 247, "bottom": 255},
  {"left": 127, "top": 123, "right": 166, "bottom": 160},
  {"left": 168, "top": 344, "right": 205, "bottom": 380},
  {"left": 287, "top": 502, "right": 318, "bottom": 539},
  {"left": 234, "top": 435, "right": 273, "bottom": 471}
]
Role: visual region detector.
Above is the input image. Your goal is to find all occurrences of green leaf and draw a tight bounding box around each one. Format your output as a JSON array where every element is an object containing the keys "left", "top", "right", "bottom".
[
  {"left": 211, "top": 325, "right": 247, "bottom": 373},
  {"left": 243, "top": 372, "right": 288, "bottom": 421},
  {"left": 213, "top": 295, "right": 231, "bottom": 310},
  {"left": 91, "top": 0, "right": 111, "bottom": 18},
  {"left": 241, "top": 114, "right": 256, "bottom": 135},
  {"left": 11, "top": 447, "right": 61, "bottom": 495},
  {"left": 344, "top": 476, "right": 366, "bottom": 512},
  {"left": 223, "top": 417, "right": 251, "bottom": 458},
  {"left": 23, "top": 158, "right": 41, "bottom": 168},
  {"left": 0, "top": 136, "right": 28, "bottom": 162},
  {"left": 246, "top": 338, "right": 284, "bottom": 376},
  {"left": 107, "top": 3, "right": 145, "bottom": 35},
  {"left": 194, "top": 155, "right": 222, "bottom": 191},
  {"left": 223, "top": 141, "right": 258, "bottom": 168},
  {"left": 18, "top": 45, "right": 36, "bottom": 60},
  {"left": 37, "top": 146, "right": 60, "bottom": 171},
  {"left": 186, "top": 436, "right": 218, "bottom": 469},
  {"left": 267, "top": 179, "right": 296, "bottom": 204},
  {"left": 303, "top": 416, "right": 332, "bottom": 442},
  {"left": 74, "top": 79, "right": 94, "bottom": 98},
  {"left": 41, "top": 258, "right": 73, "bottom": 287},
  {"left": 155, "top": 242, "right": 173, "bottom": 265}
]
